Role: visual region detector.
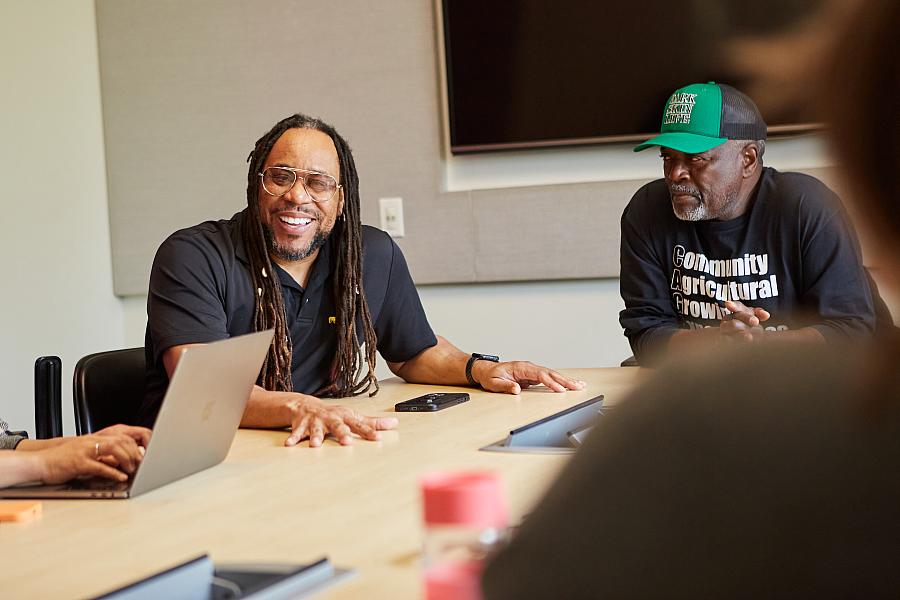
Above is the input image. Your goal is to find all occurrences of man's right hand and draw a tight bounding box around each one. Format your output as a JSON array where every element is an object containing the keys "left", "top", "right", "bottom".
[
  {"left": 720, "top": 299, "right": 770, "bottom": 342},
  {"left": 94, "top": 424, "right": 151, "bottom": 449},
  {"left": 282, "top": 394, "right": 398, "bottom": 448},
  {"left": 36, "top": 432, "right": 145, "bottom": 484}
]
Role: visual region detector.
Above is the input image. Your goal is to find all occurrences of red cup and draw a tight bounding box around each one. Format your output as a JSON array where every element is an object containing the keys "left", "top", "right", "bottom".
[
  {"left": 421, "top": 471, "right": 508, "bottom": 528},
  {"left": 425, "top": 562, "right": 483, "bottom": 600},
  {"left": 421, "top": 471, "right": 508, "bottom": 600}
]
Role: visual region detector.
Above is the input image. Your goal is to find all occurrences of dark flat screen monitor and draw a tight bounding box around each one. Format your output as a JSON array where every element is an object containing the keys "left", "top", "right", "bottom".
[{"left": 441, "top": 0, "right": 825, "bottom": 154}]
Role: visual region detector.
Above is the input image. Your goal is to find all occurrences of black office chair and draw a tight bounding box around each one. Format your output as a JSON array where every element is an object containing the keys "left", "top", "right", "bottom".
[
  {"left": 620, "top": 355, "right": 640, "bottom": 367},
  {"left": 73, "top": 348, "right": 146, "bottom": 434}
]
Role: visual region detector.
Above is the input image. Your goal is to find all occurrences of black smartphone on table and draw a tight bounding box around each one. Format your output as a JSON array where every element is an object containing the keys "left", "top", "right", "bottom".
[{"left": 394, "top": 392, "right": 470, "bottom": 412}]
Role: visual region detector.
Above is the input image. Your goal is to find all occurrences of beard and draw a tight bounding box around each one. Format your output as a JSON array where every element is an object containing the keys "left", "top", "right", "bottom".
[
  {"left": 670, "top": 183, "right": 708, "bottom": 221},
  {"left": 262, "top": 221, "right": 331, "bottom": 262},
  {"left": 669, "top": 184, "right": 740, "bottom": 222},
  {"left": 673, "top": 200, "right": 707, "bottom": 222}
]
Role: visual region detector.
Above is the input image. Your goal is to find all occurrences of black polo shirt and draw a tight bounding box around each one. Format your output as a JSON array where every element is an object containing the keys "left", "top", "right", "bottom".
[{"left": 138, "top": 209, "right": 437, "bottom": 426}]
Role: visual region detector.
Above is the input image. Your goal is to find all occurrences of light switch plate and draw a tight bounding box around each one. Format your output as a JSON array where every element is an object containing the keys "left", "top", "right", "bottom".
[{"left": 379, "top": 196, "right": 404, "bottom": 238}]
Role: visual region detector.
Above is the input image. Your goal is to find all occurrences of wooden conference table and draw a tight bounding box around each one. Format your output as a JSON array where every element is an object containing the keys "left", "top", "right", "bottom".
[{"left": 3, "top": 368, "right": 645, "bottom": 599}]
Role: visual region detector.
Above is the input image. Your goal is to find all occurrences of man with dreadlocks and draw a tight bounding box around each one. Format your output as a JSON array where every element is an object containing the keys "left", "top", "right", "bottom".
[{"left": 138, "top": 114, "right": 584, "bottom": 447}]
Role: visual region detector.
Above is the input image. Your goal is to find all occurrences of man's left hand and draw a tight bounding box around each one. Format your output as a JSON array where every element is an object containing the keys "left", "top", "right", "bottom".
[{"left": 472, "top": 361, "right": 586, "bottom": 394}]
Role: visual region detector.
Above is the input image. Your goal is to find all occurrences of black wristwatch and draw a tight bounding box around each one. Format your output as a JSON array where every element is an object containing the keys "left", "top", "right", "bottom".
[{"left": 466, "top": 353, "right": 500, "bottom": 386}]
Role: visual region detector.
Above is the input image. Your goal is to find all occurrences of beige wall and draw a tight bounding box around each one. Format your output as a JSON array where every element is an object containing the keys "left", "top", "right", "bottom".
[
  {"left": 95, "top": 1, "right": 839, "bottom": 294},
  {"left": 0, "top": 1, "right": 124, "bottom": 436}
]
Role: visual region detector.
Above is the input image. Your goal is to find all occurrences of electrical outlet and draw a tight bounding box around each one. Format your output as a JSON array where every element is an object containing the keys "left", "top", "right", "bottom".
[{"left": 379, "top": 196, "right": 405, "bottom": 238}]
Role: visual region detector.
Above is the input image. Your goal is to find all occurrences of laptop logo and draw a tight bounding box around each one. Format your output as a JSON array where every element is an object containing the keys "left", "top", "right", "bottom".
[{"left": 200, "top": 400, "right": 215, "bottom": 422}]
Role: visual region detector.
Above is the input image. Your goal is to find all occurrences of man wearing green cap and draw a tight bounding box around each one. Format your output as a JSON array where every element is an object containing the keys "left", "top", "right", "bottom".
[{"left": 620, "top": 82, "right": 876, "bottom": 364}]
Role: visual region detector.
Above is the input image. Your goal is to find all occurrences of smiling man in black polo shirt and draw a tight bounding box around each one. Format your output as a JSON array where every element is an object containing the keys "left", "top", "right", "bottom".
[{"left": 139, "top": 113, "right": 584, "bottom": 447}]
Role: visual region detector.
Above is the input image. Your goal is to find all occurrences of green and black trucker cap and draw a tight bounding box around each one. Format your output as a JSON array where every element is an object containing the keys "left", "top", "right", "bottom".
[{"left": 633, "top": 82, "right": 767, "bottom": 153}]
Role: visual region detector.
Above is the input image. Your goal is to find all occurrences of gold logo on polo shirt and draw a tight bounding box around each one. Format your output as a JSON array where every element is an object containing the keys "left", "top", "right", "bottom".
[{"left": 328, "top": 316, "right": 336, "bottom": 324}]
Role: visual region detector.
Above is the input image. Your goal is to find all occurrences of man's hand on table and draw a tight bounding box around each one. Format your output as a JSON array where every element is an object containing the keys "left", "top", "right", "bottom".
[
  {"left": 471, "top": 360, "right": 586, "bottom": 395},
  {"left": 282, "top": 394, "right": 398, "bottom": 448}
]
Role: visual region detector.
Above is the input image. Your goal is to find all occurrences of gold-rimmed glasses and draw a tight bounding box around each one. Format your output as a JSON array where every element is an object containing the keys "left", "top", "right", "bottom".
[{"left": 258, "top": 166, "right": 342, "bottom": 202}]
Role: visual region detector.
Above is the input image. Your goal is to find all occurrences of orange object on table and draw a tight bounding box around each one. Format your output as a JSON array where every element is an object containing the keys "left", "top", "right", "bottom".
[{"left": 0, "top": 500, "right": 42, "bottom": 522}]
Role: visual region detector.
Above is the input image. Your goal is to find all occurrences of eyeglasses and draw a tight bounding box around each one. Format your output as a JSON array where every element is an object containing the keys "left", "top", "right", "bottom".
[{"left": 258, "top": 166, "right": 342, "bottom": 203}]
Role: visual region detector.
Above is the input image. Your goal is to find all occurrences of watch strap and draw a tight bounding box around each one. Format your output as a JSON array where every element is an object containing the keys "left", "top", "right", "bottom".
[{"left": 465, "top": 353, "right": 500, "bottom": 386}]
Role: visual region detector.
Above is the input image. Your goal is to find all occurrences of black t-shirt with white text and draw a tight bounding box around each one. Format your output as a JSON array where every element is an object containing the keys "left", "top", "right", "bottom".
[{"left": 619, "top": 167, "right": 875, "bottom": 363}]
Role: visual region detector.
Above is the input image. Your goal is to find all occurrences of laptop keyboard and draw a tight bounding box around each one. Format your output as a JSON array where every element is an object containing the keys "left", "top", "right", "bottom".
[{"left": 67, "top": 478, "right": 130, "bottom": 492}]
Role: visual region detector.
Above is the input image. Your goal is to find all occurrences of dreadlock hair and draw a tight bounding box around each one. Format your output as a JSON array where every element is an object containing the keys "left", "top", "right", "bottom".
[{"left": 244, "top": 114, "right": 379, "bottom": 398}]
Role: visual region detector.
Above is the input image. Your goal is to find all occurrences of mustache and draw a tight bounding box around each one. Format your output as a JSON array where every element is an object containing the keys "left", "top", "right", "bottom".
[
  {"left": 669, "top": 184, "right": 701, "bottom": 199},
  {"left": 268, "top": 204, "right": 323, "bottom": 220}
]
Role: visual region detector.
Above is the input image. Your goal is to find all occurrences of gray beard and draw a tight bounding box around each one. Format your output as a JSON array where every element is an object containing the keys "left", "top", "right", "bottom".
[
  {"left": 262, "top": 223, "right": 330, "bottom": 262},
  {"left": 673, "top": 201, "right": 708, "bottom": 222},
  {"left": 670, "top": 183, "right": 707, "bottom": 221},
  {"left": 670, "top": 190, "right": 739, "bottom": 222}
]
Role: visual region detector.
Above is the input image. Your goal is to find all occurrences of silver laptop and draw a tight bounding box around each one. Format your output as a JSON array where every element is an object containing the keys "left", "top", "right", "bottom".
[{"left": 0, "top": 330, "right": 273, "bottom": 499}]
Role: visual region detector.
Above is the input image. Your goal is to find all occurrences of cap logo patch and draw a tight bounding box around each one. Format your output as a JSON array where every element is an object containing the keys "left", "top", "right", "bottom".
[{"left": 664, "top": 92, "right": 697, "bottom": 125}]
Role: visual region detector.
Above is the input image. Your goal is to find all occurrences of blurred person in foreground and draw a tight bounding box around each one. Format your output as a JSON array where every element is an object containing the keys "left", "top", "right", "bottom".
[{"left": 483, "top": 1, "right": 900, "bottom": 597}]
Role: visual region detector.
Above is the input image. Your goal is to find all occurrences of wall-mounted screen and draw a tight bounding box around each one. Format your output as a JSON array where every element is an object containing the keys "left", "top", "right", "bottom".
[{"left": 441, "top": 0, "right": 825, "bottom": 153}]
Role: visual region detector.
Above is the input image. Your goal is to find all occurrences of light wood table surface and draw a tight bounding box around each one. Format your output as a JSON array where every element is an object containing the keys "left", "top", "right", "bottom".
[{"left": 1, "top": 368, "right": 646, "bottom": 599}]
